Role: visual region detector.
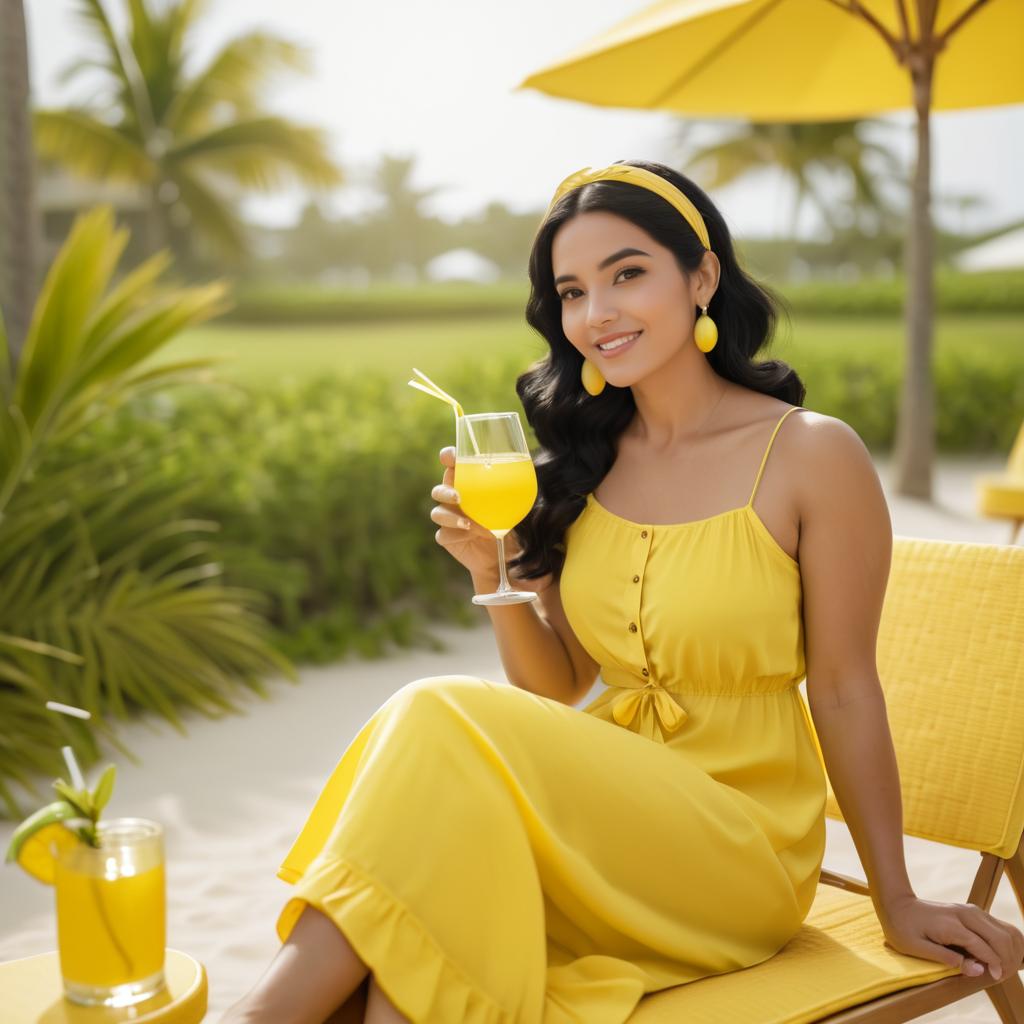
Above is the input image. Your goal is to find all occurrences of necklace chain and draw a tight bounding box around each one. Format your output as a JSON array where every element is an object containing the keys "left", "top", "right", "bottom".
[
  {"left": 633, "top": 378, "right": 729, "bottom": 519},
  {"left": 688, "top": 378, "right": 728, "bottom": 443}
]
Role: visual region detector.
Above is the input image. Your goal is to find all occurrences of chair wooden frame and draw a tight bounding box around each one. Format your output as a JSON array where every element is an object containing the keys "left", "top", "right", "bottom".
[{"left": 815, "top": 839, "right": 1024, "bottom": 1022}]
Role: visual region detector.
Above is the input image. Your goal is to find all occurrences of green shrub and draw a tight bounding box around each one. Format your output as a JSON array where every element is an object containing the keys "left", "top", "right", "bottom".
[
  {"left": 72, "top": 366, "right": 519, "bottom": 665},
  {"left": 778, "top": 269, "right": 1024, "bottom": 317},
  {"left": 223, "top": 280, "right": 528, "bottom": 324},
  {"left": 219, "top": 270, "right": 1024, "bottom": 324}
]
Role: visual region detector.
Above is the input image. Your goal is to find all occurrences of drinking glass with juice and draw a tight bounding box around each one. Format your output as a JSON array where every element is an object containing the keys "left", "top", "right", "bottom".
[
  {"left": 6, "top": 758, "right": 168, "bottom": 1009},
  {"left": 55, "top": 817, "right": 166, "bottom": 1007},
  {"left": 454, "top": 412, "right": 539, "bottom": 606}
]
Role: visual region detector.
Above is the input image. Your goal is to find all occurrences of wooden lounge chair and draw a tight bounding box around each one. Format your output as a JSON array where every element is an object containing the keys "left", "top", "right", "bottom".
[
  {"left": 977, "top": 419, "right": 1024, "bottom": 545},
  {"left": 630, "top": 536, "right": 1024, "bottom": 1023}
]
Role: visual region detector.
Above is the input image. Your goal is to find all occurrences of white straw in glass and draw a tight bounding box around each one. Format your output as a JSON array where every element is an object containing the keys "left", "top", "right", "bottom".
[{"left": 61, "top": 745, "right": 87, "bottom": 791}]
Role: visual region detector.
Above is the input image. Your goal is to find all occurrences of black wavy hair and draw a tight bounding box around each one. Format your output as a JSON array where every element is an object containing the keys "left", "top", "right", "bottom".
[{"left": 507, "top": 158, "right": 806, "bottom": 584}]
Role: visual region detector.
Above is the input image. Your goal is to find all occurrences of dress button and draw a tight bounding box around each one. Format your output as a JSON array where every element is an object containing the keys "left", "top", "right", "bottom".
[
  {"left": 641, "top": 668, "right": 649, "bottom": 677},
  {"left": 628, "top": 622, "right": 638, "bottom": 633},
  {"left": 632, "top": 574, "right": 640, "bottom": 583},
  {"left": 640, "top": 530, "right": 648, "bottom": 538}
]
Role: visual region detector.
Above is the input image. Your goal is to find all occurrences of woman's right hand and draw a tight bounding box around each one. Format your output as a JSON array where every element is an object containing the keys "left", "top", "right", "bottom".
[{"left": 431, "top": 446, "right": 521, "bottom": 581}]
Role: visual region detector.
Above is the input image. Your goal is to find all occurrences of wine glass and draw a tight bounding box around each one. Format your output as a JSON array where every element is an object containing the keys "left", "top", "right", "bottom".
[{"left": 454, "top": 412, "right": 539, "bottom": 606}]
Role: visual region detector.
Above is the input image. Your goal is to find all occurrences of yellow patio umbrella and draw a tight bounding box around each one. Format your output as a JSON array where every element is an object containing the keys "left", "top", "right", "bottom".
[{"left": 516, "top": 0, "right": 1024, "bottom": 500}]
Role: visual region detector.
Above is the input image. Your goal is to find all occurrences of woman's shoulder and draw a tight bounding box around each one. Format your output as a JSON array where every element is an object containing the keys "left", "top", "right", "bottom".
[
  {"left": 772, "top": 406, "right": 865, "bottom": 456},
  {"left": 768, "top": 407, "right": 877, "bottom": 513},
  {"left": 733, "top": 389, "right": 856, "bottom": 448},
  {"left": 731, "top": 393, "right": 872, "bottom": 489}
]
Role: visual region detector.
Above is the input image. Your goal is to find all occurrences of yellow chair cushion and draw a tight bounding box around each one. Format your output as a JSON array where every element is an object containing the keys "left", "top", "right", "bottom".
[
  {"left": 977, "top": 474, "right": 1024, "bottom": 519},
  {"left": 629, "top": 884, "right": 959, "bottom": 1023}
]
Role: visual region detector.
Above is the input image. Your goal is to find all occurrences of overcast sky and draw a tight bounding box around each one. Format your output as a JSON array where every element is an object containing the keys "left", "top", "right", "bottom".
[{"left": 25, "top": 0, "right": 1024, "bottom": 240}]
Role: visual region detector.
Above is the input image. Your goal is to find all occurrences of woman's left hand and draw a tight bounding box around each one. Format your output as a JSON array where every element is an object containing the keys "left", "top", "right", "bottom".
[{"left": 878, "top": 894, "right": 1024, "bottom": 982}]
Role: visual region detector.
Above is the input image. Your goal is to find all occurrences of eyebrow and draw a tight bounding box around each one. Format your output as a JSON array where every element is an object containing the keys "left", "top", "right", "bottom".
[{"left": 553, "top": 247, "right": 651, "bottom": 286}]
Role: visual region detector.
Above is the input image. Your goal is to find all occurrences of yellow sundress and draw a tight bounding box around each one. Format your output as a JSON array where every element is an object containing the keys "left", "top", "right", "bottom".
[{"left": 275, "top": 404, "right": 827, "bottom": 1023}]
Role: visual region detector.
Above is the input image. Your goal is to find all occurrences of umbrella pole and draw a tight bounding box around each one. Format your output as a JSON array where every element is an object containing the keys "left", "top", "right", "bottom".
[{"left": 892, "top": 51, "right": 936, "bottom": 500}]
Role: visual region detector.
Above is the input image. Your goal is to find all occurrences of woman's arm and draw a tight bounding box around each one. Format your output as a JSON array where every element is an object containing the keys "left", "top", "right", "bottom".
[
  {"left": 471, "top": 558, "right": 599, "bottom": 706},
  {"left": 793, "top": 416, "right": 908, "bottom": 912},
  {"left": 431, "top": 446, "right": 595, "bottom": 706},
  {"left": 794, "top": 415, "right": 1023, "bottom": 980}
]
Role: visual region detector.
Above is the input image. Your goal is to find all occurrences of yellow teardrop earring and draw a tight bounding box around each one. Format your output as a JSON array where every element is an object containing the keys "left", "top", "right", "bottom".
[
  {"left": 694, "top": 305, "right": 718, "bottom": 353},
  {"left": 581, "top": 357, "right": 606, "bottom": 396}
]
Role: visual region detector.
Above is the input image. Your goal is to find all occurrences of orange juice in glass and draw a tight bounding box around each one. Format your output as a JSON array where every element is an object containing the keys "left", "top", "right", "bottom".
[
  {"left": 54, "top": 817, "right": 166, "bottom": 1006},
  {"left": 454, "top": 455, "right": 537, "bottom": 532},
  {"left": 454, "top": 412, "right": 539, "bottom": 606}
]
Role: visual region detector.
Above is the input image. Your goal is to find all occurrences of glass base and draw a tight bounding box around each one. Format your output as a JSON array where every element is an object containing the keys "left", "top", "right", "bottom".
[
  {"left": 472, "top": 589, "right": 538, "bottom": 606},
  {"left": 63, "top": 968, "right": 166, "bottom": 1008}
]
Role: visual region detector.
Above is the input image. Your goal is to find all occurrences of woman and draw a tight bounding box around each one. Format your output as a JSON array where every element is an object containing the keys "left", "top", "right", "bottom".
[{"left": 224, "top": 160, "right": 1023, "bottom": 1024}]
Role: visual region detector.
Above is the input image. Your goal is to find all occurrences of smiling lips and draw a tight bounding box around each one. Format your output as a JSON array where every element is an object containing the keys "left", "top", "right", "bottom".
[{"left": 596, "top": 330, "right": 642, "bottom": 357}]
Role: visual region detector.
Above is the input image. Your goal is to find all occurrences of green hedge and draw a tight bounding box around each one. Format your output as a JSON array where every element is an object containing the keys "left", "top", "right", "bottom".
[
  {"left": 223, "top": 280, "right": 527, "bottom": 324},
  {"left": 777, "top": 269, "right": 1024, "bottom": 317},
  {"left": 75, "top": 367, "right": 519, "bottom": 665},
  {"left": 73, "top": 342, "right": 1023, "bottom": 666},
  {"left": 221, "top": 270, "right": 1024, "bottom": 324},
  {"left": 791, "top": 341, "right": 1023, "bottom": 451}
]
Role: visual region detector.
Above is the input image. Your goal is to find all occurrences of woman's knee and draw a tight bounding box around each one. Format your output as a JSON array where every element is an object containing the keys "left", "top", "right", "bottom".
[{"left": 391, "top": 674, "right": 494, "bottom": 711}]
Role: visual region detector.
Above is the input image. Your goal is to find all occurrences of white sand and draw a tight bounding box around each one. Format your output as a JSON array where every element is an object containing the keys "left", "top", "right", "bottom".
[{"left": 1, "top": 454, "right": 1021, "bottom": 1021}]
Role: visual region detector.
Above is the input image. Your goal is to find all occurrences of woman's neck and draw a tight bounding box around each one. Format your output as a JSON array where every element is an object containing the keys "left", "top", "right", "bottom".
[{"left": 628, "top": 365, "right": 731, "bottom": 454}]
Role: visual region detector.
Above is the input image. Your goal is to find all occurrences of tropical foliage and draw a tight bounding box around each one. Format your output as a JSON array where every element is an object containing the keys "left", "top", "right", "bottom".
[
  {"left": 32, "top": 0, "right": 342, "bottom": 269},
  {"left": 0, "top": 205, "right": 293, "bottom": 816},
  {"left": 676, "top": 118, "right": 906, "bottom": 238}
]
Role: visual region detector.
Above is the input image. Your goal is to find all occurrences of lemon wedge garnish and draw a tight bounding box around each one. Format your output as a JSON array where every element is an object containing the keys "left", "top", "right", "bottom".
[{"left": 5, "top": 801, "right": 81, "bottom": 885}]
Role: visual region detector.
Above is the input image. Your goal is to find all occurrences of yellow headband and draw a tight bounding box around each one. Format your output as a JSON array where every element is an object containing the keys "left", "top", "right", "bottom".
[{"left": 541, "top": 163, "right": 711, "bottom": 252}]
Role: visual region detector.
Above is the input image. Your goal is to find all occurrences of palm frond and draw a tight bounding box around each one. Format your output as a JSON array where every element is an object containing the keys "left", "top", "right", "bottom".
[
  {"left": 74, "top": 282, "right": 230, "bottom": 391},
  {"left": 55, "top": 57, "right": 110, "bottom": 88},
  {"left": 0, "top": 633, "right": 84, "bottom": 663},
  {"left": 169, "top": 116, "right": 343, "bottom": 190},
  {"left": 166, "top": 32, "right": 313, "bottom": 135},
  {"left": 13, "top": 207, "right": 128, "bottom": 436},
  {"left": 680, "top": 117, "right": 904, "bottom": 239},
  {"left": 73, "top": 0, "right": 156, "bottom": 136},
  {"left": 32, "top": 109, "right": 152, "bottom": 182},
  {"left": 125, "top": 0, "right": 159, "bottom": 87},
  {"left": 166, "top": 0, "right": 212, "bottom": 62},
  {"left": 82, "top": 248, "right": 174, "bottom": 354},
  {"left": 685, "top": 131, "right": 775, "bottom": 189},
  {"left": 51, "top": 357, "right": 221, "bottom": 446},
  {"left": 12, "top": 206, "right": 229, "bottom": 463}
]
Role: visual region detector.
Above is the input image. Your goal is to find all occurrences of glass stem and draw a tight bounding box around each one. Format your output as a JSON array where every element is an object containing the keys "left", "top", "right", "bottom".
[{"left": 495, "top": 534, "right": 513, "bottom": 592}]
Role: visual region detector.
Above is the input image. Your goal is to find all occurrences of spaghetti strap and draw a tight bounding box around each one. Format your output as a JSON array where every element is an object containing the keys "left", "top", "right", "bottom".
[{"left": 747, "top": 406, "right": 803, "bottom": 507}]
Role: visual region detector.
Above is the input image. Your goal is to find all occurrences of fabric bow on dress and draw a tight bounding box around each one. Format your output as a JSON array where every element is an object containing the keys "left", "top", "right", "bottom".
[{"left": 610, "top": 682, "right": 689, "bottom": 739}]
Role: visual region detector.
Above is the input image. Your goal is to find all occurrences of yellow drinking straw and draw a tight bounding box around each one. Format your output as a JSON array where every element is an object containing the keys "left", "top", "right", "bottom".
[{"left": 407, "top": 368, "right": 481, "bottom": 455}]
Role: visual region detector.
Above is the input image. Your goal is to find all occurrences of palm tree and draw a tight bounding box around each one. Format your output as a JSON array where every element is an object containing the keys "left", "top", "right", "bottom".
[
  {"left": 675, "top": 119, "right": 905, "bottom": 263},
  {"left": 364, "top": 153, "right": 448, "bottom": 279},
  {"left": 0, "top": 0, "right": 40, "bottom": 371},
  {"left": 32, "top": 0, "right": 343, "bottom": 270}
]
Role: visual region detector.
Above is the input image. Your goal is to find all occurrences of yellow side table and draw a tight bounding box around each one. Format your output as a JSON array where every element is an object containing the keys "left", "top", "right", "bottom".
[{"left": 0, "top": 949, "right": 207, "bottom": 1023}]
